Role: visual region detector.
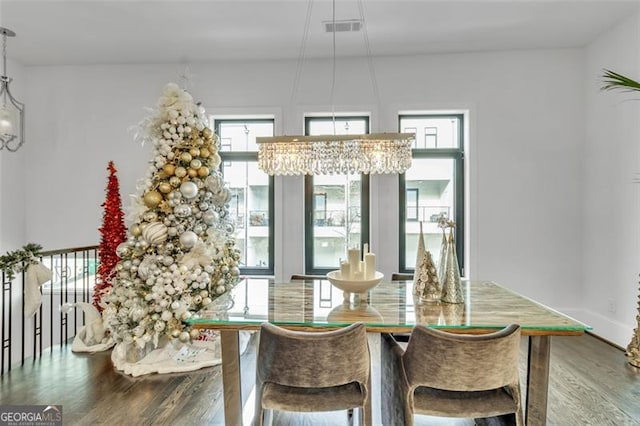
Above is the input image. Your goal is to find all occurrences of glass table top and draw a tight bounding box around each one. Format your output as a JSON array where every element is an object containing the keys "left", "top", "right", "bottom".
[{"left": 188, "top": 278, "right": 591, "bottom": 335}]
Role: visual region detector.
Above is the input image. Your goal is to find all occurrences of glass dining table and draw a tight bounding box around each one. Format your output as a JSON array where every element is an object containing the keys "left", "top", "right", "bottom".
[{"left": 188, "top": 278, "right": 590, "bottom": 426}]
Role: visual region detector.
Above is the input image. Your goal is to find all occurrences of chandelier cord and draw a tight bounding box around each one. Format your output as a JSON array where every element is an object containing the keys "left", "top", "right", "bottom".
[
  {"left": 331, "top": 0, "right": 336, "bottom": 135},
  {"left": 178, "top": 64, "right": 194, "bottom": 92},
  {"left": 2, "top": 32, "right": 6, "bottom": 79},
  {"left": 358, "top": 0, "right": 380, "bottom": 111},
  {"left": 1, "top": 32, "right": 7, "bottom": 106},
  {"left": 290, "top": 0, "right": 314, "bottom": 112}
]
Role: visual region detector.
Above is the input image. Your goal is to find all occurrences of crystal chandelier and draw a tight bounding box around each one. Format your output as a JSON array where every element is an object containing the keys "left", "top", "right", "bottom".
[
  {"left": 257, "top": 133, "right": 414, "bottom": 175},
  {"left": 257, "top": 0, "right": 414, "bottom": 175},
  {"left": 0, "top": 27, "right": 25, "bottom": 152}
]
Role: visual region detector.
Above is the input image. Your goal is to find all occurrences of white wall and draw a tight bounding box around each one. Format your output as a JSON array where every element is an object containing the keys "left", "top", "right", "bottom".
[
  {"left": 0, "top": 58, "right": 28, "bottom": 368},
  {"left": 374, "top": 49, "right": 585, "bottom": 312},
  {"left": 12, "top": 49, "right": 587, "bottom": 316},
  {"left": 0, "top": 57, "right": 26, "bottom": 253},
  {"left": 582, "top": 11, "right": 640, "bottom": 347}
]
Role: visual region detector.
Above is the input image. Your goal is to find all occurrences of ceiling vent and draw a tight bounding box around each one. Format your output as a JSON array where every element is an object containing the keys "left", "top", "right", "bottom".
[{"left": 323, "top": 19, "right": 362, "bottom": 33}]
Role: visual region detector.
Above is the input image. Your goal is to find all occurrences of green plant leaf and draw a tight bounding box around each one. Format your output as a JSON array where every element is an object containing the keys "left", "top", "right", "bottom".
[{"left": 601, "top": 69, "right": 640, "bottom": 93}]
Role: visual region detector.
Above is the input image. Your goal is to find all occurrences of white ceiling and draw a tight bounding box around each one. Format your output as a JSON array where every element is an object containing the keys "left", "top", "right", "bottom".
[{"left": 1, "top": 0, "right": 638, "bottom": 66}]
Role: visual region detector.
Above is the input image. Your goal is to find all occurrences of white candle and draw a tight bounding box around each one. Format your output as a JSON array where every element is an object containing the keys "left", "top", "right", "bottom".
[
  {"left": 363, "top": 243, "right": 369, "bottom": 254},
  {"left": 353, "top": 270, "right": 364, "bottom": 281},
  {"left": 364, "top": 253, "right": 376, "bottom": 279},
  {"left": 340, "top": 260, "right": 350, "bottom": 279},
  {"left": 348, "top": 248, "right": 360, "bottom": 274}
]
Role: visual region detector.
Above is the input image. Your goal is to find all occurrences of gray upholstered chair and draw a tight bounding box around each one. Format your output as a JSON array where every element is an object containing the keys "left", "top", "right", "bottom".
[
  {"left": 391, "top": 272, "right": 413, "bottom": 281},
  {"left": 254, "top": 322, "right": 371, "bottom": 426},
  {"left": 382, "top": 324, "right": 523, "bottom": 426},
  {"left": 290, "top": 274, "right": 325, "bottom": 281}
]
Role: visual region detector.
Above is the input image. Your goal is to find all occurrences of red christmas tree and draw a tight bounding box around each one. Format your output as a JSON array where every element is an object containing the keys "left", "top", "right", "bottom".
[{"left": 93, "top": 161, "right": 126, "bottom": 311}]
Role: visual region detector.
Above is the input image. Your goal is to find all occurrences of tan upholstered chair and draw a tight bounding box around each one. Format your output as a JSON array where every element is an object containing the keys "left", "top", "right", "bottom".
[
  {"left": 382, "top": 324, "right": 523, "bottom": 426},
  {"left": 290, "top": 274, "right": 325, "bottom": 281},
  {"left": 254, "top": 322, "right": 371, "bottom": 426}
]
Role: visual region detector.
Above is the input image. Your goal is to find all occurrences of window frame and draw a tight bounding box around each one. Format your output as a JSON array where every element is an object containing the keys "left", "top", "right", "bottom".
[
  {"left": 303, "top": 115, "right": 371, "bottom": 275},
  {"left": 398, "top": 113, "right": 465, "bottom": 275},
  {"left": 213, "top": 117, "right": 275, "bottom": 276}
]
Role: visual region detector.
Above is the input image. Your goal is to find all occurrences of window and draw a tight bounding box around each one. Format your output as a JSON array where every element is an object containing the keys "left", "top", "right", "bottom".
[
  {"left": 399, "top": 114, "right": 464, "bottom": 275},
  {"left": 213, "top": 118, "right": 275, "bottom": 275},
  {"left": 406, "top": 188, "right": 419, "bottom": 221},
  {"left": 304, "top": 116, "right": 370, "bottom": 274},
  {"left": 424, "top": 127, "right": 438, "bottom": 148},
  {"left": 314, "top": 193, "right": 327, "bottom": 226}
]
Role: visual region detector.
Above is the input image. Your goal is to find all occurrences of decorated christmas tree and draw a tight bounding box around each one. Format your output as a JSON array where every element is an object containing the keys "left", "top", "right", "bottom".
[
  {"left": 103, "top": 83, "right": 241, "bottom": 351},
  {"left": 93, "top": 161, "right": 127, "bottom": 312},
  {"left": 413, "top": 250, "right": 441, "bottom": 303}
]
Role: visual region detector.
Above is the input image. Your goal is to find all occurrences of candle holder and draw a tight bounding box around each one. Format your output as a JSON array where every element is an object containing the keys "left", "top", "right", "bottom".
[{"left": 326, "top": 270, "right": 384, "bottom": 300}]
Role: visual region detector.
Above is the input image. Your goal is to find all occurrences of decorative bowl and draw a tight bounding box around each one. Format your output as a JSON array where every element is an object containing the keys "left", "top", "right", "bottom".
[{"left": 326, "top": 270, "right": 384, "bottom": 294}]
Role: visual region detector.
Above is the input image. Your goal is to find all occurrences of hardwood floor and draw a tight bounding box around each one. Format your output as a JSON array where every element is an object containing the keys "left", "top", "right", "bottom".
[
  {"left": 1, "top": 333, "right": 638, "bottom": 425},
  {"left": 541, "top": 335, "right": 640, "bottom": 426}
]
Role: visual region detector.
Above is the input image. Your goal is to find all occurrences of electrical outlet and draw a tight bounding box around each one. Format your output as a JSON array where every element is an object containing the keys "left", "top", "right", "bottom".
[{"left": 607, "top": 298, "right": 617, "bottom": 314}]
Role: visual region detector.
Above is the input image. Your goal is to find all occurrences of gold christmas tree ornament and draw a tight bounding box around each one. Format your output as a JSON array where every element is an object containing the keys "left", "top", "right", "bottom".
[
  {"left": 440, "top": 224, "right": 464, "bottom": 304},
  {"left": 437, "top": 229, "right": 448, "bottom": 284},
  {"left": 413, "top": 250, "right": 441, "bottom": 303},
  {"left": 414, "top": 221, "right": 426, "bottom": 272}
]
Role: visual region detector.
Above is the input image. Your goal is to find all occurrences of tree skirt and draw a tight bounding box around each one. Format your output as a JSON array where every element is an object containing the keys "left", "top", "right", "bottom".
[
  {"left": 111, "top": 330, "right": 252, "bottom": 377},
  {"left": 71, "top": 324, "right": 115, "bottom": 353},
  {"left": 69, "top": 302, "right": 115, "bottom": 353}
]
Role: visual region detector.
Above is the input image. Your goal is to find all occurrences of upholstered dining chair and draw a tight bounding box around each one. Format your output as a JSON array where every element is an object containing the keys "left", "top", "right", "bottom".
[
  {"left": 381, "top": 324, "right": 523, "bottom": 426},
  {"left": 391, "top": 272, "right": 413, "bottom": 281},
  {"left": 254, "top": 322, "right": 371, "bottom": 426},
  {"left": 290, "top": 274, "right": 325, "bottom": 281}
]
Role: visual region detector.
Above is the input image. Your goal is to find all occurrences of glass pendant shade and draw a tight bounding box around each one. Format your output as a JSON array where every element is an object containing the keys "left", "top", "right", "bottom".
[{"left": 0, "top": 103, "right": 15, "bottom": 135}]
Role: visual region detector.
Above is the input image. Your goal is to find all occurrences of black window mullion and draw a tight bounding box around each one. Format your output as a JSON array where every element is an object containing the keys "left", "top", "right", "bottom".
[
  {"left": 304, "top": 176, "right": 315, "bottom": 274},
  {"left": 454, "top": 155, "right": 464, "bottom": 277},
  {"left": 398, "top": 172, "right": 408, "bottom": 274}
]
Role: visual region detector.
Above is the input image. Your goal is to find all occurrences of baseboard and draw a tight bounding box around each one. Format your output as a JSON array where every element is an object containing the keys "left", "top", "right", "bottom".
[
  {"left": 562, "top": 308, "right": 633, "bottom": 349},
  {"left": 586, "top": 331, "right": 625, "bottom": 351}
]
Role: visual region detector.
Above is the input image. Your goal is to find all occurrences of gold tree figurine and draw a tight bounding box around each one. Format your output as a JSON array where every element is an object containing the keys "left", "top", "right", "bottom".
[
  {"left": 440, "top": 221, "right": 464, "bottom": 304},
  {"left": 627, "top": 279, "right": 640, "bottom": 368},
  {"left": 413, "top": 250, "right": 441, "bottom": 303}
]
